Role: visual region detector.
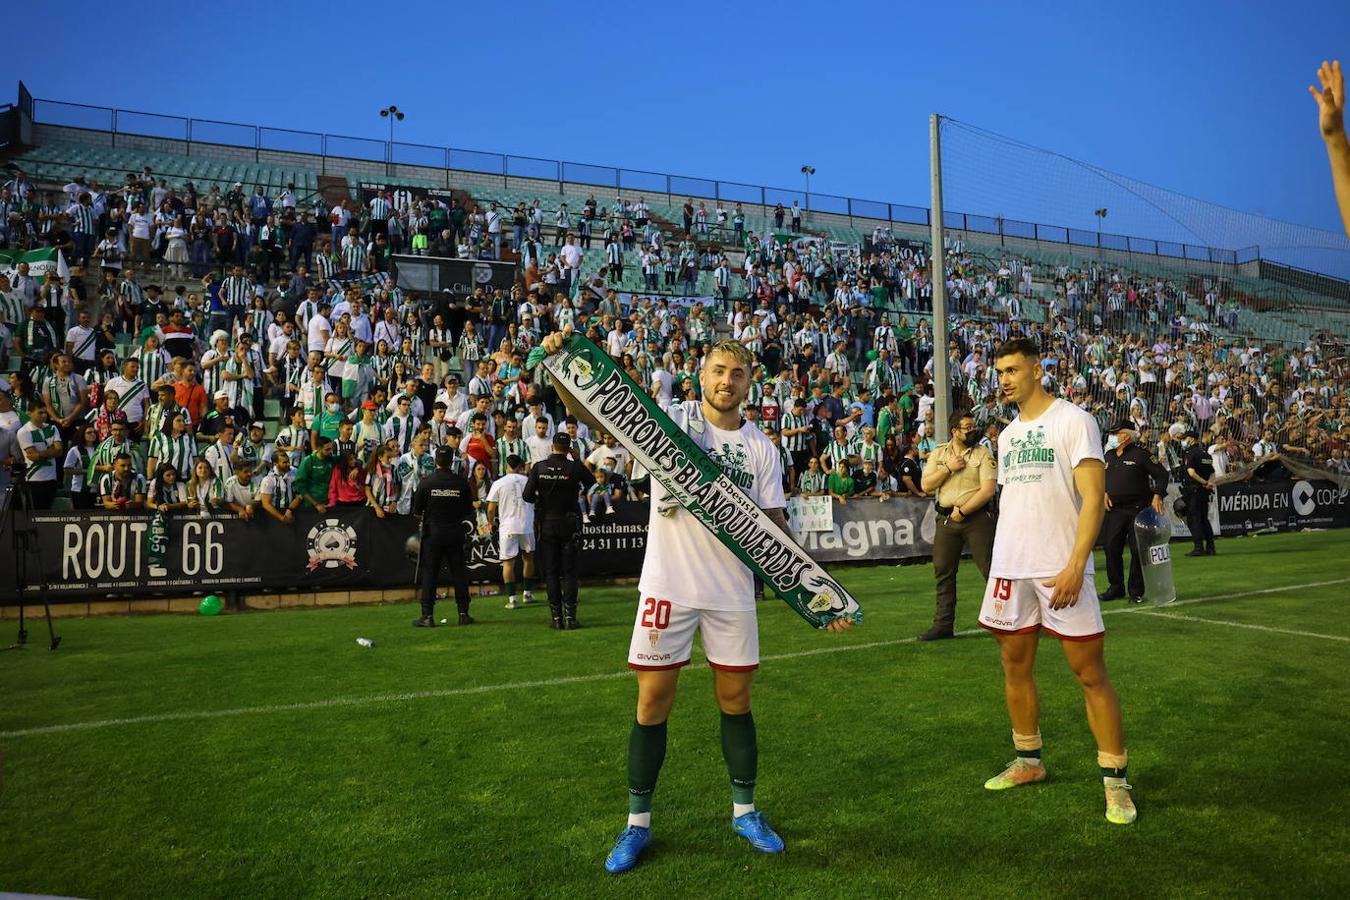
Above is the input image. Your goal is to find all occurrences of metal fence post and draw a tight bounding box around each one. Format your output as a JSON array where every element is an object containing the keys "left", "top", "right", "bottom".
[
  {"left": 110, "top": 109, "right": 117, "bottom": 148},
  {"left": 254, "top": 126, "right": 260, "bottom": 163}
]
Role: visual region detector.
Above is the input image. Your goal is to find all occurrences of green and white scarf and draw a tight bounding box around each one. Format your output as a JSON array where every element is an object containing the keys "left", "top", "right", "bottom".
[{"left": 531, "top": 335, "right": 862, "bottom": 628}]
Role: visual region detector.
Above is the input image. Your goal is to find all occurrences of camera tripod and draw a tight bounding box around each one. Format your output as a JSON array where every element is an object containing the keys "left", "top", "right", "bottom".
[{"left": 2, "top": 481, "right": 61, "bottom": 652}]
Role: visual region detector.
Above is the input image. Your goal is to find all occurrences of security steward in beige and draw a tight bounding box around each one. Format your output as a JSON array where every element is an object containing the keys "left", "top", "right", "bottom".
[{"left": 917, "top": 411, "right": 998, "bottom": 641}]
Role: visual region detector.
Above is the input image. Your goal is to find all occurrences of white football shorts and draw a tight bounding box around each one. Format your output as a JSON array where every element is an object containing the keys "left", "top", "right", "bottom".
[
  {"left": 498, "top": 531, "right": 535, "bottom": 560},
  {"left": 627, "top": 597, "right": 759, "bottom": 671},
  {"left": 978, "top": 575, "right": 1105, "bottom": 640}
]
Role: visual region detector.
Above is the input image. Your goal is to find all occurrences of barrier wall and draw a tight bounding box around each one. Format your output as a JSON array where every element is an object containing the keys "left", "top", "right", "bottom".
[
  {"left": 3, "top": 497, "right": 933, "bottom": 604},
  {"left": 5, "top": 484, "right": 1339, "bottom": 607}
]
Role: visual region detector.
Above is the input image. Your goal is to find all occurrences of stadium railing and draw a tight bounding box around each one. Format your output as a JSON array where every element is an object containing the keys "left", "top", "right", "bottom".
[
  {"left": 12, "top": 154, "right": 326, "bottom": 210},
  {"left": 22, "top": 89, "right": 1277, "bottom": 282}
]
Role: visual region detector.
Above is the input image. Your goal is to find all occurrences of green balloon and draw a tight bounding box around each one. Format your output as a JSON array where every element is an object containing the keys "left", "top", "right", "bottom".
[
  {"left": 199, "top": 595, "right": 223, "bottom": 616},
  {"left": 866, "top": 350, "right": 879, "bottom": 361}
]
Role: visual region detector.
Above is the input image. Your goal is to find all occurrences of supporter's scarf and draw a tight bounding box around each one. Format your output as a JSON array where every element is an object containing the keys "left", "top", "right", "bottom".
[{"left": 530, "top": 335, "right": 862, "bottom": 628}]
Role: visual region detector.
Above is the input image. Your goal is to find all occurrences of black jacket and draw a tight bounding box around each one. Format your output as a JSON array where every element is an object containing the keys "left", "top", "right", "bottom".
[
  {"left": 522, "top": 452, "right": 593, "bottom": 518},
  {"left": 1105, "top": 442, "right": 1169, "bottom": 507}
]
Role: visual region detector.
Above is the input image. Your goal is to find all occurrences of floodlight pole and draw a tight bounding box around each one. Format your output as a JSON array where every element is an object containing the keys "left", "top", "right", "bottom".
[
  {"left": 381, "top": 105, "right": 405, "bottom": 178},
  {"left": 929, "top": 114, "right": 950, "bottom": 443}
]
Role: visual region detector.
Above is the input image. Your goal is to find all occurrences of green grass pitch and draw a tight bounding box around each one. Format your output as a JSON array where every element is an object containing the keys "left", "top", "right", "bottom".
[{"left": 2, "top": 531, "right": 1348, "bottom": 899}]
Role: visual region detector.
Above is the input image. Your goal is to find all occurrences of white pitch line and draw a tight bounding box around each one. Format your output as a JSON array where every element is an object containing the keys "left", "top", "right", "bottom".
[
  {"left": 1134, "top": 610, "right": 1350, "bottom": 643},
  {"left": 2, "top": 577, "right": 1347, "bottom": 740}
]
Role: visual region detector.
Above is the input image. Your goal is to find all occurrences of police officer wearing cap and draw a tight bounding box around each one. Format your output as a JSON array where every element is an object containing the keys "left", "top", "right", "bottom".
[
  {"left": 411, "top": 445, "right": 477, "bottom": 627},
  {"left": 1182, "top": 430, "right": 1217, "bottom": 557},
  {"left": 522, "top": 432, "right": 593, "bottom": 629},
  {"left": 1102, "top": 420, "right": 1170, "bottom": 602}
]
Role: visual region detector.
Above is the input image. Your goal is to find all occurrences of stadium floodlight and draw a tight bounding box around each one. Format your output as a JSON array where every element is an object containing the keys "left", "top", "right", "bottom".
[
  {"left": 800, "top": 165, "right": 816, "bottom": 210},
  {"left": 380, "top": 105, "right": 406, "bottom": 175},
  {"left": 1095, "top": 207, "right": 1108, "bottom": 255}
]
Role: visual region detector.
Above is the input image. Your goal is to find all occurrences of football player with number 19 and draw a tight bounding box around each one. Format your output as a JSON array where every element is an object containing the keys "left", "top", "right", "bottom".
[
  {"left": 540, "top": 333, "right": 853, "bottom": 874},
  {"left": 980, "top": 337, "right": 1136, "bottom": 825}
]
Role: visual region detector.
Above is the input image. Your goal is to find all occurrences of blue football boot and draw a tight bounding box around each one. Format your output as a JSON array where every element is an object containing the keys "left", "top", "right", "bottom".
[
  {"left": 603, "top": 825, "right": 652, "bottom": 873},
  {"left": 732, "top": 811, "right": 785, "bottom": 853}
]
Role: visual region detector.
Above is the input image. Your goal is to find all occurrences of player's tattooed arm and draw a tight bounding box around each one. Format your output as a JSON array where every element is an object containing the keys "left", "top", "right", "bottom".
[{"left": 765, "top": 505, "right": 854, "bottom": 632}]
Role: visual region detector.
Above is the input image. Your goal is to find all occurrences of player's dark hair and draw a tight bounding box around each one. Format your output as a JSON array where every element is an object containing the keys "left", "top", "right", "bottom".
[
  {"left": 993, "top": 337, "right": 1040, "bottom": 361},
  {"left": 505, "top": 454, "right": 524, "bottom": 470}
]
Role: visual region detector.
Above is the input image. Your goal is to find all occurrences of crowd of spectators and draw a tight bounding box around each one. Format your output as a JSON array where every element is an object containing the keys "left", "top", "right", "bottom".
[{"left": 1, "top": 160, "right": 1346, "bottom": 527}]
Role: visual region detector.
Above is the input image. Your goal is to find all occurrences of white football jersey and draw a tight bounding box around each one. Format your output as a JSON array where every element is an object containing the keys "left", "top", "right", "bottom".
[
  {"left": 639, "top": 405, "right": 785, "bottom": 611},
  {"left": 990, "top": 398, "right": 1104, "bottom": 579}
]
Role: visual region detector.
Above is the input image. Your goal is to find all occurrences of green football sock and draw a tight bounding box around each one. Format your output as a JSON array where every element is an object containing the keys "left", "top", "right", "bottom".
[
  {"left": 627, "top": 720, "right": 668, "bottom": 815},
  {"left": 522, "top": 576, "right": 532, "bottom": 591},
  {"left": 720, "top": 711, "right": 757, "bottom": 805}
]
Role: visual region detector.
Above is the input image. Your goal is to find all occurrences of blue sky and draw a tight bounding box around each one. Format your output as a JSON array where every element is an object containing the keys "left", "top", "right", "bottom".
[{"left": 4, "top": 0, "right": 1349, "bottom": 245}]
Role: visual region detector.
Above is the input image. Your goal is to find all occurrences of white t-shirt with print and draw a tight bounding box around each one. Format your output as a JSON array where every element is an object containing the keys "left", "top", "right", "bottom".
[
  {"left": 990, "top": 398, "right": 1104, "bottom": 579},
  {"left": 524, "top": 434, "right": 553, "bottom": 466},
  {"left": 639, "top": 412, "right": 785, "bottom": 611},
  {"left": 486, "top": 472, "right": 534, "bottom": 535}
]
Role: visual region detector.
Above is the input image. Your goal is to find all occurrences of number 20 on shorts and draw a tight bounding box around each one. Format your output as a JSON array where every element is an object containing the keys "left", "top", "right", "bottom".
[{"left": 641, "top": 598, "right": 672, "bottom": 629}]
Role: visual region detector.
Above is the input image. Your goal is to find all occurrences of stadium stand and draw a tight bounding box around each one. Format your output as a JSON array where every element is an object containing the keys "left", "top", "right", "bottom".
[{"left": 1, "top": 107, "right": 1346, "bottom": 518}]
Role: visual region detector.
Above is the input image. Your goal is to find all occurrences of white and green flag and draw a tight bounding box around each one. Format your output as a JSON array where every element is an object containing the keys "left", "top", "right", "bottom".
[
  {"left": 0, "top": 247, "right": 70, "bottom": 281},
  {"left": 531, "top": 335, "right": 863, "bottom": 629}
]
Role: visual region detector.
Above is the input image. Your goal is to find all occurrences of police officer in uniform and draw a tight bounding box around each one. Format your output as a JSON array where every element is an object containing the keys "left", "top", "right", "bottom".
[
  {"left": 918, "top": 411, "right": 998, "bottom": 640},
  {"left": 1102, "top": 420, "right": 1170, "bottom": 602},
  {"left": 411, "top": 445, "right": 477, "bottom": 627},
  {"left": 522, "top": 432, "right": 593, "bottom": 629},
  {"left": 1182, "top": 430, "right": 1217, "bottom": 557}
]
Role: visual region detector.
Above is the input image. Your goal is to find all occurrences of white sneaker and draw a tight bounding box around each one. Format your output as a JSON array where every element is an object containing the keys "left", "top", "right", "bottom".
[
  {"left": 606, "top": 507, "right": 617, "bottom": 515},
  {"left": 504, "top": 597, "right": 518, "bottom": 610},
  {"left": 521, "top": 591, "right": 535, "bottom": 605},
  {"left": 582, "top": 513, "right": 592, "bottom": 523}
]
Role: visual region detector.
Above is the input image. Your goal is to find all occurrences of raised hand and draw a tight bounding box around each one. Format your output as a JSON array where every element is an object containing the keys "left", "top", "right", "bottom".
[{"left": 1309, "top": 59, "right": 1345, "bottom": 140}]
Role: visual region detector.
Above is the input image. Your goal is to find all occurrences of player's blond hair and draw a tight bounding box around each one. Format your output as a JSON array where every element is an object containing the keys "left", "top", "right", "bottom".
[{"left": 705, "top": 339, "right": 755, "bottom": 370}]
